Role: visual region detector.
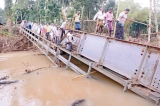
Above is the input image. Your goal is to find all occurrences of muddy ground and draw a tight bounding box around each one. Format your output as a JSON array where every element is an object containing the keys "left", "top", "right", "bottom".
[{"left": 0, "top": 33, "right": 37, "bottom": 53}]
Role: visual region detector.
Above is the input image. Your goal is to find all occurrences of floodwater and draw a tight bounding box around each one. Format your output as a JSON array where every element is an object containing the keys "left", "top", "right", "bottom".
[{"left": 0, "top": 51, "right": 156, "bottom": 106}]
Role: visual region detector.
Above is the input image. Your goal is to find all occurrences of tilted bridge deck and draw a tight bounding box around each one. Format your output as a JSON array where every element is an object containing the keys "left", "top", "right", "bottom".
[{"left": 20, "top": 27, "right": 160, "bottom": 105}]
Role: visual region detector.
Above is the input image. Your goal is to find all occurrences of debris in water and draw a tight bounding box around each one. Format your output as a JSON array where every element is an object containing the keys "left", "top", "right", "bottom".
[
  {"left": 72, "top": 71, "right": 96, "bottom": 80},
  {"left": 22, "top": 62, "right": 48, "bottom": 74},
  {"left": 0, "top": 80, "right": 19, "bottom": 85},
  {"left": 25, "top": 67, "right": 48, "bottom": 74},
  {"left": 0, "top": 76, "right": 9, "bottom": 81},
  {"left": 71, "top": 99, "right": 85, "bottom": 106}
]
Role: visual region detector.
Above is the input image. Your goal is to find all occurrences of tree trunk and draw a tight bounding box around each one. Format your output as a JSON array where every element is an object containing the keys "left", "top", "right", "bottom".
[
  {"left": 153, "top": 0, "right": 160, "bottom": 46},
  {"left": 148, "top": 0, "right": 152, "bottom": 42},
  {"left": 6, "top": 17, "right": 12, "bottom": 35},
  {"left": 87, "top": 8, "right": 89, "bottom": 20}
]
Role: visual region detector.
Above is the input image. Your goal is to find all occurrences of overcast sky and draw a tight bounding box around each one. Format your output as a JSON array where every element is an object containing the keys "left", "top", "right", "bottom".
[
  {"left": 0, "top": 0, "right": 150, "bottom": 9},
  {"left": 0, "top": 0, "right": 5, "bottom": 9},
  {"left": 134, "top": 0, "right": 149, "bottom": 7}
]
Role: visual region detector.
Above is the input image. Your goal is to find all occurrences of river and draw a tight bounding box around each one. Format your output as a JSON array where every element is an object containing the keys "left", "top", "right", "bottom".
[{"left": 0, "top": 51, "right": 155, "bottom": 106}]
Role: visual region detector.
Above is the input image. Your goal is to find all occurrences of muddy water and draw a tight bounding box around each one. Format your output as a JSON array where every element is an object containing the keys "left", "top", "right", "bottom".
[{"left": 0, "top": 51, "right": 155, "bottom": 106}]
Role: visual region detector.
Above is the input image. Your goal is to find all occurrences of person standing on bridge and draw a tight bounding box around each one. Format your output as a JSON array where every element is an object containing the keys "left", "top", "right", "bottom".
[
  {"left": 93, "top": 8, "right": 106, "bottom": 35},
  {"left": 115, "top": 8, "right": 130, "bottom": 40},
  {"left": 45, "top": 24, "right": 51, "bottom": 40},
  {"left": 41, "top": 24, "right": 46, "bottom": 38},
  {"left": 66, "top": 30, "right": 73, "bottom": 51},
  {"left": 60, "top": 20, "right": 68, "bottom": 39},
  {"left": 104, "top": 7, "right": 114, "bottom": 37},
  {"left": 55, "top": 27, "right": 61, "bottom": 45},
  {"left": 73, "top": 11, "right": 81, "bottom": 30}
]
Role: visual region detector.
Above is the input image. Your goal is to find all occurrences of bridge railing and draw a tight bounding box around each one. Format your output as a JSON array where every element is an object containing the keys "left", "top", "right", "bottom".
[{"left": 20, "top": 26, "right": 160, "bottom": 105}]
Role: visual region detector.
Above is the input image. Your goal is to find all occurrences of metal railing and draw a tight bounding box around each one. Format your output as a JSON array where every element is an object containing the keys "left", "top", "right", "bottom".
[{"left": 21, "top": 26, "right": 160, "bottom": 105}]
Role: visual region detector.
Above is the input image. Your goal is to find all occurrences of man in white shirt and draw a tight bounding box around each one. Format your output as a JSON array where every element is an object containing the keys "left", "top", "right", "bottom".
[
  {"left": 54, "top": 27, "right": 61, "bottom": 45},
  {"left": 49, "top": 25, "right": 55, "bottom": 42},
  {"left": 66, "top": 30, "right": 73, "bottom": 51},
  {"left": 60, "top": 20, "right": 68, "bottom": 38},
  {"left": 115, "top": 8, "right": 130, "bottom": 40},
  {"left": 52, "top": 25, "right": 57, "bottom": 42},
  {"left": 36, "top": 24, "right": 41, "bottom": 35},
  {"left": 93, "top": 8, "right": 106, "bottom": 34}
]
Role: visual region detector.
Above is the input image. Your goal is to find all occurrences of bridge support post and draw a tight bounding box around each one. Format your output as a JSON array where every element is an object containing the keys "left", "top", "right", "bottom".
[
  {"left": 41, "top": 39, "right": 45, "bottom": 49},
  {"left": 99, "top": 38, "right": 108, "bottom": 65},
  {"left": 54, "top": 47, "right": 60, "bottom": 63},
  {"left": 38, "top": 35, "right": 40, "bottom": 42},
  {"left": 46, "top": 42, "right": 50, "bottom": 56},
  {"left": 156, "top": 98, "right": 160, "bottom": 105},
  {"left": 86, "top": 62, "right": 94, "bottom": 78},
  {"left": 37, "top": 36, "right": 40, "bottom": 46},
  {"left": 66, "top": 53, "right": 72, "bottom": 70}
]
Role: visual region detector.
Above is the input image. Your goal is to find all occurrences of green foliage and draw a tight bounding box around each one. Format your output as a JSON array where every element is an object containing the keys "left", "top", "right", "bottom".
[
  {"left": 67, "top": 8, "right": 75, "bottom": 19},
  {"left": 4, "top": 0, "right": 13, "bottom": 17},
  {"left": 47, "top": 0, "right": 61, "bottom": 23},
  {"left": 3, "top": 0, "right": 160, "bottom": 35},
  {"left": 105, "top": 0, "right": 116, "bottom": 12},
  {"left": 59, "top": 0, "right": 73, "bottom": 7},
  {"left": 117, "top": 0, "right": 150, "bottom": 37},
  {"left": 71, "top": 0, "right": 109, "bottom": 20},
  {"left": 129, "top": 7, "right": 149, "bottom": 37},
  {"left": 12, "top": 0, "right": 61, "bottom": 23}
]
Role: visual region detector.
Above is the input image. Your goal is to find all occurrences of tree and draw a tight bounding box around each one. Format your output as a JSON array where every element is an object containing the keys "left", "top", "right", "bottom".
[
  {"left": 4, "top": 0, "right": 13, "bottom": 34},
  {"left": 129, "top": 7, "right": 149, "bottom": 37},
  {"left": 117, "top": 0, "right": 149, "bottom": 37},
  {"left": 72, "top": 0, "right": 107, "bottom": 20},
  {"left": 105, "top": 0, "right": 116, "bottom": 12},
  {"left": 12, "top": 0, "right": 61, "bottom": 24},
  {"left": 59, "top": 0, "right": 73, "bottom": 7}
]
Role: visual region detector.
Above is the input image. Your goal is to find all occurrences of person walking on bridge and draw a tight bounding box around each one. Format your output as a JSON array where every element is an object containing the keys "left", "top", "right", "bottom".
[
  {"left": 73, "top": 11, "right": 81, "bottom": 30},
  {"left": 115, "top": 8, "right": 130, "bottom": 40},
  {"left": 105, "top": 7, "right": 114, "bottom": 37},
  {"left": 93, "top": 8, "right": 106, "bottom": 35}
]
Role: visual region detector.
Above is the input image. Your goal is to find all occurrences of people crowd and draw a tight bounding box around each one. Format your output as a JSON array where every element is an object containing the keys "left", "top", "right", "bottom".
[
  {"left": 93, "top": 8, "right": 130, "bottom": 39},
  {"left": 20, "top": 20, "right": 73, "bottom": 52},
  {"left": 20, "top": 8, "right": 131, "bottom": 51}
]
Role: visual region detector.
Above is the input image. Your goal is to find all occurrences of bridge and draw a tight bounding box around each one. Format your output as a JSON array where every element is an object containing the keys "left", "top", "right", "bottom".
[{"left": 20, "top": 26, "right": 160, "bottom": 105}]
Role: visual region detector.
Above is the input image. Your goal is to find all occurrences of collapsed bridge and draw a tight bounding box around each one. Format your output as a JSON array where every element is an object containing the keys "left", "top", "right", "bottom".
[{"left": 20, "top": 26, "right": 160, "bottom": 105}]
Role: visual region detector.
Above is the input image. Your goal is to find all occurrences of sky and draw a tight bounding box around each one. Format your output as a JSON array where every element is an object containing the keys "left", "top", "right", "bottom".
[
  {"left": 0, "top": 0, "right": 151, "bottom": 9},
  {"left": 134, "top": 0, "right": 149, "bottom": 7},
  {"left": 0, "top": 0, "right": 5, "bottom": 9}
]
